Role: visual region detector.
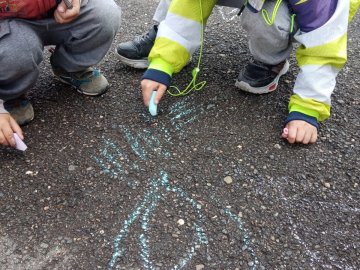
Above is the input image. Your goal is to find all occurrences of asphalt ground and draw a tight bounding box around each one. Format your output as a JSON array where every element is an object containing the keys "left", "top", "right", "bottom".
[{"left": 1, "top": 1, "right": 359, "bottom": 269}]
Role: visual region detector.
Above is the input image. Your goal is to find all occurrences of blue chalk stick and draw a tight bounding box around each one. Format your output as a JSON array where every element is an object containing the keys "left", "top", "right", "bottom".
[{"left": 149, "top": 91, "right": 158, "bottom": 116}]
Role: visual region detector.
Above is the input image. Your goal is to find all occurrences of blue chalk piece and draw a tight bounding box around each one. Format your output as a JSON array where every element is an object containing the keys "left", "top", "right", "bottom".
[{"left": 149, "top": 91, "right": 158, "bottom": 116}]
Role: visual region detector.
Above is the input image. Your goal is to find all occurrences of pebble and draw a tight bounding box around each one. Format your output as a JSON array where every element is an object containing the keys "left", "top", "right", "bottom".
[
  {"left": 0, "top": 192, "right": 4, "bottom": 197},
  {"left": 324, "top": 182, "right": 331, "bottom": 188},
  {"left": 196, "top": 264, "right": 205, "bottom": 270},
  {"left": 224, "top": 176, "right": 233, "bottom": 184},
  {"left": 68, "top": 165, "right": 76, "bottom": 171},
  {"left": 274, "top": 144, "right": 281, "bottom": 149},
  {"left": 25, "top": 171, "right": 38, "bottom": 176},
  {"left": 177, "top": 219, "right": 185, "bottom": 226},
  {"left": 40, "top": 243, "right": 49, "bottom": 249}
]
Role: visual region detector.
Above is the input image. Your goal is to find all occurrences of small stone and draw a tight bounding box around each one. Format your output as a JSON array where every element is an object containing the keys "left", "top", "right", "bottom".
[
  {"left": 40, "top": 243, "right": 49, "bottom": 249},
  {"left": 177, "top": 219, "right": 185, "bottom": 226},
  {"left": 324, "top": 182, "right": 331, "bottom": 188},
  {"left": 43, "top": 206, "right": 49, "bottom": 211},
  {"left": 224, "top": 176, "right": 233, "bottom": 184},
  {"left": 248, "top": 261, "right": 254, "bottom": 267},
  {"left": 68, "top": 165, "right": 76, "bottom": 171},
  {"left": 274, "top": 144, "right": 281, "bottom": 149},
  {"left": 25, "top": 171, "right": 38, "bottom": 176},
  {"left": 196, "top": 264, "right": 205, "bottom": 270}
]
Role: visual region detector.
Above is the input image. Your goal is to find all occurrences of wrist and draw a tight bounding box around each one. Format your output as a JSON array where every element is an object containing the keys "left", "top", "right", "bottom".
[
  {"left": 142, "top": 69, "right": 172, "bottom": 88},
  {"left": 285, "top": 111, "right": 319, "bottom": 130}
]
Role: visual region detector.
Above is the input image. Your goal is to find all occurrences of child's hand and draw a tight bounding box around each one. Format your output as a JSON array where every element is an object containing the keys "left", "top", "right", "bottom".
[
  {"left": 282, "top": 120, "right": 317, "bottom": 144},
  {"left": 141, "top": 79, "right": 167, "bottom": 107},
  {"left": 0, "top": 113, "right": 23, "bottom": 147},
  {"left": 54, "top": 0, "right": 81, "bottom": 24}
]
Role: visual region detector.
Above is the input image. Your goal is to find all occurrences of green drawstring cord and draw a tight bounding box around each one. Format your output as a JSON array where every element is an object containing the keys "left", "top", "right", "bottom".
[
  {"left": 261, "top": 0, "right": 296, "bottom": 33},
  {"left": 167, "top": 0, "right": 207, "bottom": 97}
]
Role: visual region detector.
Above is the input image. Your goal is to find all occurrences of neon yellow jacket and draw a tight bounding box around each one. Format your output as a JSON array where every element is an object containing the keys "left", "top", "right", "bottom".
[{"left": 144, "top": 0, "right": 359, "bottom": 125}]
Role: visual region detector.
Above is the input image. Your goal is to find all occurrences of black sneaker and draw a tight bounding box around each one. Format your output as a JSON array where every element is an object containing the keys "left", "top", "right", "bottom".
[
  {"left": 115, "top": 25, "right": 158, "bottom": 69},
  {"left": 235, "top": 60, "right": 289, "bottom": 94}
]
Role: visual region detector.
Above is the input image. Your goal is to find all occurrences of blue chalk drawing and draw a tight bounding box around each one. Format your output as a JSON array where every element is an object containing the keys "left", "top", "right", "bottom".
[
  {"left": 108, "top": 171, "right": 209, "bottom": 270},
  {"left": 263, "top": 177, "right": 360, "bottom": 269},
  {"left": 93, "top": 97, "right": 260, "bottom": 269}
]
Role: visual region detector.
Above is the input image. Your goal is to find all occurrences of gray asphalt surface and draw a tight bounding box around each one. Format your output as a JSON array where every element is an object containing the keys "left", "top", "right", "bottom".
[{"left": 1, "top": 1, "right": 359, "bottom": 269}]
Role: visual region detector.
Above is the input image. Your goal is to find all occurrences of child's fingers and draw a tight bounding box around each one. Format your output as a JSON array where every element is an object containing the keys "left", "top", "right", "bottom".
[
  {"left": 286, "top": 126, "right": 297, "bottom": 144},
  {"left": 10, "top": 117, "right": 24, "bottom": 140},
  {"left": 57, "top": 1, "right": 66, "bottom": 13},
  {"left": 1, "top": 126, "right": 16, "bottom": 147},
  {"left": 141, "top": 80, "right": 167, "bottom": 106},
  {"left": 154, "top": 85, "right": 167, "bottom": 104},
  {"left": 295, "top": 128, "right": 306, "bottom": 143},
  {"left": 55, "top": 0, "right": 80, "bottom": 24},
  {"left": 302, "top": 131, "right": 313, "bottom": 145},
  {"left": 310, "top": 130, "right": 318, "bottom": 144},
  {"left": 141, "top": 86, "right": 153, "bottom": 106},
  {"left": 281, "top": 127, "right": 289, "bottom": 138}
]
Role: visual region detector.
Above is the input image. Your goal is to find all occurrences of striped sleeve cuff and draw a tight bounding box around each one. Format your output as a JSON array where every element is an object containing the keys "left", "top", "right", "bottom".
[
  {"left": 284, "top": 111, "right": 319, "bottom": 130},
  {"left": 142, "top": 69, "right": 172, "bottom": 88},
  {"left": 0, "top": 99, "right": 8, "bottom": 114}
]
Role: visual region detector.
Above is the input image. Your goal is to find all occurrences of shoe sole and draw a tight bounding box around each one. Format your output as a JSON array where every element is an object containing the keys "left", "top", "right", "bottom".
[
  {"left": 235, "top": 60, "right": 290, "bottom": 94},
  {"left": 115, "top": 48, "right": 149, "bottom": 69}
]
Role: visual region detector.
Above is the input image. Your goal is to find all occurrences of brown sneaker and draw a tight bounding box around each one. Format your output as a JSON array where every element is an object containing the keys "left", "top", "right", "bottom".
[{"left": 51, "top": 57, "right": 109, "bottom": 96}]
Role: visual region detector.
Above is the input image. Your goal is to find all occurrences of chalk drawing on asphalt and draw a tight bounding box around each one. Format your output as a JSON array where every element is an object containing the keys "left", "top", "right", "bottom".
[
  {"left": 93, "top": 97, "right": 260, "bottom": 269},
  {"left": 215, "top": 6, "right": 241, "bottom": 22},
  {"left": 265, "top": 177, "right": 360, "bottom": 270}
]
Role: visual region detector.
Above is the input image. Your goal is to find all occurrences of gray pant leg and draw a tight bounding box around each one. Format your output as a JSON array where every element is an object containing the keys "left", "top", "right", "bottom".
[
  {"left": 153, "top": 0, "right": 171, "bottom": 23},
  {"left": 240, "top": 0, "right": 294, "bottom": 65},
  {"left": 0, "top": 0, "right": 121, "bottom": 103},
  {"left": 0, "top": 19, "right": 44, "bottom": 102},
  {"left": 50, "top": 0, "right": 121, "bottom": 72}
]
